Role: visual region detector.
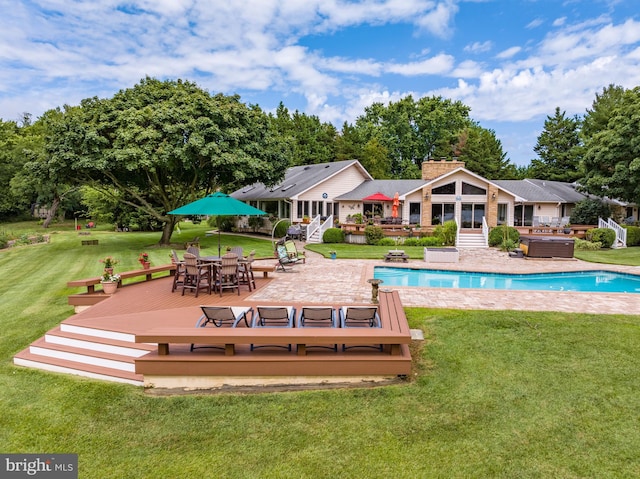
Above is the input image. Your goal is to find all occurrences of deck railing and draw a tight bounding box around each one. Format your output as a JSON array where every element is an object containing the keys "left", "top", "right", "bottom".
[{"left": 481, "top": 216, "right": 489, "bottom": 247}]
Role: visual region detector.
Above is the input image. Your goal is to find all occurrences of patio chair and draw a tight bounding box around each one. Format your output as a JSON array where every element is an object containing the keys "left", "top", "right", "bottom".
[
  {"left": 276, "top": 244, "right": 301, "bottom": 272},
  {"left": 181, "top": 252, "right": 212, "bottom": 297},
  {"left": 190, "top": 306, "right": 252, "bottom": 351},
  {"left": 250, "top": 306, "right": 295, "bottom": 351},
  {"left": 230, "top": 246, "right": 243, "bottom": 258},
  {"left": 297, "top": 306, "right": 337, "bottom": 351},
  {"left": 238, "top": 250, "right": 256, "bottom": 291},
  {"left": 171, "top": 249, "right": 186, "bottom": 293},
  {"left": 186, "top": 245, "right": 200, "bottom": 259},
  {"left": 217, "top": 253, "right": 240, "bottom": 296},
  {"left": 284, "top": 240, "right": 306, "bottom": 263},
  {"left": 339, "top": 306, "right": 382, "bottom": 351}
]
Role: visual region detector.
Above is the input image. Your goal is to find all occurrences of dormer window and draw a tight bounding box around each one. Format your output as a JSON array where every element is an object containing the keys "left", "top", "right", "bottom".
[
  {"left": 461, "top": 182, "right": 486, "bottom": 195},
  {"left": 432, "top": 182, "right": 455, "bottom": 195}
]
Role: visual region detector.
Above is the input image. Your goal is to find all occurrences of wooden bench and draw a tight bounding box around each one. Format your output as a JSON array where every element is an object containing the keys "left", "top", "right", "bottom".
[
  {"left": 251, "top": 263, "right": 277, "bottom": 278},
  {"left": 67, "top": 264, "right": 176, "bottom": 294},
  {"left": 135, "top": 291, "right": 411, "bottom": 357}
]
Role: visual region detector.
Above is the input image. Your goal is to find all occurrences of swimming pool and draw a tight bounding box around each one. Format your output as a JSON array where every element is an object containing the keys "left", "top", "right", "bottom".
[{"left": 373, "top": 267, "right": 640, "bottom": 294}]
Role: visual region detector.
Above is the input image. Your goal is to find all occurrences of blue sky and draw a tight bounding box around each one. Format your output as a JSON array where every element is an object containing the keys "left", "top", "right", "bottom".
[{"left": 1, "top": 1, "right": 639, "bottom": 166}]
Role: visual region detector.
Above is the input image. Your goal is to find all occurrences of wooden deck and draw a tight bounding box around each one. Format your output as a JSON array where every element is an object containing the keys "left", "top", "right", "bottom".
[{"left": 15, "top": 269, "right": 413, "bottom": 390}]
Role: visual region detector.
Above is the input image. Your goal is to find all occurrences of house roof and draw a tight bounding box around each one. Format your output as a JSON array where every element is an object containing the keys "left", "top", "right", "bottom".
[
  {"left": 230, "top": 160, "right": 372, "bottom": 201},
  {"left": 493, "top": 179, "right": 587, "bottom": 203},
  {"left": 334, "top": 179, "right": 427, "bottom": 201}
]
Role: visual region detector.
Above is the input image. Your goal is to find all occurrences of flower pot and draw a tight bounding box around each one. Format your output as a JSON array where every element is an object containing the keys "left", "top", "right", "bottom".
[
  {"left": 101, "top": 281, "right": 118, "bottom": 294},
  {"left": 330, "top": 253, "right": 337, "bottom": 260},
  {"left": 141, "top": 261, "right": 151, "bottom": 270}
]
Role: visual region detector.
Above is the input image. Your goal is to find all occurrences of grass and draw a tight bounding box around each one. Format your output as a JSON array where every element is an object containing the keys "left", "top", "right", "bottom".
[
  {"left": 2, "top": 220, "right": 640, "bottom": 477},
  {"left": 575, "top": 247, "right": 640, "bottom": 266}
]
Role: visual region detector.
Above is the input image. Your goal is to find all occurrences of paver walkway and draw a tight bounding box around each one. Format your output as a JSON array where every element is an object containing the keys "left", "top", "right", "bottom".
[{"left": 249, "top": 248, "right": 640, "bottom": 315}]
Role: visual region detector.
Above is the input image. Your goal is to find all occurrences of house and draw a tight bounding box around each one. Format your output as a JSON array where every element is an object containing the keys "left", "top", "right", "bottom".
[{"left": 231, "top": 158, "right": 632, "bottom": 243}]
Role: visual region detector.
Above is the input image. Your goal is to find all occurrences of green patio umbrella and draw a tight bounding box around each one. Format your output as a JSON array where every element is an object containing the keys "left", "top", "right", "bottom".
[{"left": 168, "top": 192, "right": 267, "bottom": 257}]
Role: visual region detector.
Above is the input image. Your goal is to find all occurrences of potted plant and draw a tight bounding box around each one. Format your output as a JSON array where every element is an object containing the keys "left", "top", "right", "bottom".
[
  {"left": 329, "top": 250, "right": 337, "bottom": 260},
  {"left": 100, "top": 272, "right": 120, "bottom": 294},
  {"left": 138, "top": 252, "right": 151, "bottom": 269},
  {"left": 99, "top": 256, "right": 119, "bottom": 274}
]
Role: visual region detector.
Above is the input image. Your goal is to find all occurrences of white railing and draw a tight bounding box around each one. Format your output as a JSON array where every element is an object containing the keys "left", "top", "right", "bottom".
[
  {"left": 317, "top": 215, "right": 334, "bottom": 243},
  {"left": 599, "top": 217, "right": 627, "bottom": 248},
  {"left": 482, "top": 216, "right": 489, "bottom": 247},
  {"left": 304, "top": 215, "right": 321, "bottom": 242},
  {"left": 455, "top": 219, "right": 460, "bottom": 246}
]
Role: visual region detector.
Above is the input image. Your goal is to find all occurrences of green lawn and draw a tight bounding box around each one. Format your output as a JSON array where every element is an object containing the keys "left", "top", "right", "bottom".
[{"left": 2, "top": 221, "right": 640, "bottom": 478}]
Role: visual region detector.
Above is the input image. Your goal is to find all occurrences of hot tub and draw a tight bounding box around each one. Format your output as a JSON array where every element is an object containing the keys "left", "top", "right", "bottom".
[{"left": 519, "top": 236, "right": 574, "bottom": 258}]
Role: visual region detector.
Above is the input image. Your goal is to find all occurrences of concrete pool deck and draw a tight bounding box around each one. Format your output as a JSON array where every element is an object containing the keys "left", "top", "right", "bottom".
[{"left": 248, "top": 248, "right": 640, "bottom": 315}]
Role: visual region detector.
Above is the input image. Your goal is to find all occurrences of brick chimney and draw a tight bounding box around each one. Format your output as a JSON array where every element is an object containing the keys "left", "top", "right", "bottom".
[{"left": 422, "top": 158, "right": 466, "bottom": 180}]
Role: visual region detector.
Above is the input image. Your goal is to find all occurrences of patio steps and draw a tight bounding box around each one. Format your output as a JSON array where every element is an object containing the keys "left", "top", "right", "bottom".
[
  {"left": 13, "top": 326, "right": 155, "bottom": 386},
  {"left": 457, "top": 233, "right": 487, "bottom": 248}
]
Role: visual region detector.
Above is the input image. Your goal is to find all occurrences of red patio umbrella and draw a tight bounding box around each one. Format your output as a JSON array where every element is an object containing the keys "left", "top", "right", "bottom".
[
  {"left": 362, "top": 192, "right": 393, "bottom": 202},
  {"left": 391, "top": 192, "right": 400, "bottom": 218}
]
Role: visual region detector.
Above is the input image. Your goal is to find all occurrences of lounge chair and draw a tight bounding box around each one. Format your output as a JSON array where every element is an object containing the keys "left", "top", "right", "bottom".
[
  {"left": 250, "top": 306, "right": 295, "bottom": 351},
  {"left": 297, "top": 306, "right": 337, "bottom": 351},
  {"left": 190, "top": 306, "right": 251, "bottom": 351},
  {"left": 339, "top": 306, "right": 382, "bottom": 351},
  {"left": 276, "top": 244, "right": 301, "bottom": 272},
  {"left": 284, "top": 240, "right": 306, "bottom": 263}
]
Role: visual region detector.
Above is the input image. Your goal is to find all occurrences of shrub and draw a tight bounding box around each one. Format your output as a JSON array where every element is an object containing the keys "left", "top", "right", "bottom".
[
  {"left": 624, "top": 226, "right": 640, "bottom": 246},
  {"left": 247, "top": 216, "right": 264, "bottom": 232},
  {"left": 488, "top": 225, "right": 520, "bottom": 247},
  {"left": 322, "top": 228, "right": 345, "bottom": 243},
  {"left": 499, "top": 239, "right": 517, "bottom": 252},
  {"left": 574, "top": 238, "right": 602, "bottom": 250},
  {"left": 570, "top": 199, "right": 611, "bottom": 225},
  {"left": 376, "top": 238, "right": 396, "bottom": 246},
  {"left": 0, "top": 234, "right": 7, "bottom": 249},
  {"left": 586, "top": 228, "right": 616, "bottom": 248},
  {"left": 364, "top": 225, "right": 384, "bottom": 245},
  {"left": 434, "top": 220, "right": 457, "bottom": 246},
  {"left": 418, "top": 236, "right": 444, "bottom": 247},
  {"left": 273, "top": 220, "right": 290, "bottom": 238},
  {"left": 403, "top": 238, "right": 419, "bottom": 246}
]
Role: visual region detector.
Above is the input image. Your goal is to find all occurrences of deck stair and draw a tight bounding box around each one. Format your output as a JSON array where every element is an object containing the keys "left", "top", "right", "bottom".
[
  {"left": 13, "top": 325, "right": 155, "bottom": 386},
  {"left": 456, "top": 232, "right": 487, "bottom": 248}
]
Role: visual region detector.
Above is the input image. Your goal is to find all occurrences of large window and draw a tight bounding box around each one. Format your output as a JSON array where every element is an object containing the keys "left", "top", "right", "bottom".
[
  {"left": 497, "top": 203, "right": 508, "bottom": 225},
  {"left": 462, "top": 182, "right": 486, "bottom": 195},
  {"left": 297, "top": 201, "right": 309, "bottom": 219},
  {"left": 409, "top": 202, "right": 421, "bottom": 224},
  {"left": 461, "top": 203, "right": 485, "bottom": 228},
  {"left": 431, "top": 203, "right": 455, "bottom": 225},
  {"left": 514, "top": 204, "right": 534, "bottom": 226},
  {"left": 432, "top": 182, "right": 455, "bottom": 195}
]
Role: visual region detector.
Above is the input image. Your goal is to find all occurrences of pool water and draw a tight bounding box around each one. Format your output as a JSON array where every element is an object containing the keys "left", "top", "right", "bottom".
[{"left": 373, "top": 267, "right": 640, "bottom": 294}]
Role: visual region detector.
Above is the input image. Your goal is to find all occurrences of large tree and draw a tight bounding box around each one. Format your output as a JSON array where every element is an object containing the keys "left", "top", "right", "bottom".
[
  {"left": 453, "top": 124, "right": 514, "bottom": 179},
  {"left": 529, "top": 107, "right": 583, "bottom": 182},
  {"left": 581, "top": 86, "right": 640, "bottom": 204},
  {"left": 355, "top": 95, "right": 472, "bottom": 178},
  {"left": 46, "top": 77, "right": 289, "bottom": 244}
]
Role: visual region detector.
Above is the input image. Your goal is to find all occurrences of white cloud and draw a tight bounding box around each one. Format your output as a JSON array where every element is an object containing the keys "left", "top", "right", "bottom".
[
  {"left": 464, "top": 41, "right": 493, "bottom": 53},
  {"left": 553, "top": 16, "right": 567, "bottom": 27},
  {"left": 526, "top": 18, "right": 544, "bottom": 29},
  {"left": 496, "top": 46, "right": 522, "bottom": 59}
]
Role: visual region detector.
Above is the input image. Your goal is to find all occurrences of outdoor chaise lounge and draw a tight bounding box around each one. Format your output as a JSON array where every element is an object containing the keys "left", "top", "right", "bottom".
[
  {"left": 190, "top": 306, "right": 252, "bottom": 351},
  {"left": 297, "top": 306, "right": 337, "bottom": 351},
  {"left": 339, "top": 306, "right": 382, "bottom": 351},
  {"left": 250, "top": 306, "right": 296, "bottom": 351}
]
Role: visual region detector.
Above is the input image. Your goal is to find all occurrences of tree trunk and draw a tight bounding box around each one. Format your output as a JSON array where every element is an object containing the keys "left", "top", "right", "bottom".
[
  {"left": 159, "top": 217, "right": 177, "bottom": 245},
  {"left": 42, "top": 196, "right": 60, "bottom": 229}
]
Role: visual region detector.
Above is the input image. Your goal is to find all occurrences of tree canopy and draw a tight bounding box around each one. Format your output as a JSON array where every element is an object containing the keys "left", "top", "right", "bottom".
[
  {"left": 581, "top": 86, "right": 640, "bottom": 205},
  {"left": 529, "top": 107, "right": 583, "bottom": 182},
  {"left": 45, "top": 78, "right": 289, "bottom": 243}
]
